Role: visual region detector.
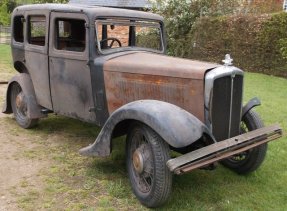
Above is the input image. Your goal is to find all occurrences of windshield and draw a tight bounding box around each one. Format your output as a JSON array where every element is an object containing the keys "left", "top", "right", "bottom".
[{"left": 95, "top": 19, "right": 164, "bottom": 53}]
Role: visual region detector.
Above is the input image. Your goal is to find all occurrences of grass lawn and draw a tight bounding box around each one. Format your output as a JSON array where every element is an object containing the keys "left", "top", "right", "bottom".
[
  {"left": 0, "top": 43, "right": 286, "bottom": 210},
  {"left": 0, "top": 44, "right": 13, "bottom": 81}
]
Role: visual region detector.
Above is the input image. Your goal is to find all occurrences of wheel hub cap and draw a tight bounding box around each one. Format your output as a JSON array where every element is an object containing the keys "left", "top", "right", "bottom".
[
  {"left": 15, "top": 92, "right": 27, "bottom": 115},
  {"left": 133, "top": 149, "right": 144, "bottom": 174},
  {"left": 15, "top": 93, "right": 24, "bottom": 109}
]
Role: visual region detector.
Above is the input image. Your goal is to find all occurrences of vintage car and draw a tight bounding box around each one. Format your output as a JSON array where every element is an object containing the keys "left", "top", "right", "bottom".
[{"left": 2, "top": 4, "right": 282, "bottom": 208}]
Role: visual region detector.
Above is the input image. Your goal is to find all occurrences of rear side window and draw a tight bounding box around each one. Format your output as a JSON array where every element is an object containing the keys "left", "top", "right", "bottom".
[
  {"left": 55, "top": 19, "right": 86, "bottom": 52},
  {"left": 13, "top": 16, "right": 24, "bottom": 43},
  {"left": 28, "top": 15, "right": 46, "bottom": 46}
]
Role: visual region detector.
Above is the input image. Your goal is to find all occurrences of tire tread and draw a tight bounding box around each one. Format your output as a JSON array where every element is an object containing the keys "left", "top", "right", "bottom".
[{"left": 126, "top": 122, "right": 172, "bottom": 208}]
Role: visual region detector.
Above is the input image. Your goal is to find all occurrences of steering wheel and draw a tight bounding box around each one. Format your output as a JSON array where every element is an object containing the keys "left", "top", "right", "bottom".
[{"left": 100, "top": 37, "right": 122, "bottom": 48}]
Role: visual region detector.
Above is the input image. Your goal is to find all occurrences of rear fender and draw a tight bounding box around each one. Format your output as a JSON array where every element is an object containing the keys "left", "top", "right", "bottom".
[
  {"left": 79, "top": 100, "right": 214, "bottom": 157},
  {"left": 2, "top": 73, "right": 46, "bottom": 119}
]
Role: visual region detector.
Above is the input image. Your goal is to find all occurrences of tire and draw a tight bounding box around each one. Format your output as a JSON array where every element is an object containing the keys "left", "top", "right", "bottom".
[
  {"left": 221, "top": 110, "right": 267, "bottom": 174},
  {"left": 10, "top": 83, "right": 38, "bottom": 129},
  {"left": 126, "top": 122, "right": 172, "bottom": 208}
]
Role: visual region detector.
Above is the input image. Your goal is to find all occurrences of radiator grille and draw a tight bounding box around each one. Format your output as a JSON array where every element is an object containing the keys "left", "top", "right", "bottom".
[{"left": 211, "top": 75, "right": 243, "bottom": 141}]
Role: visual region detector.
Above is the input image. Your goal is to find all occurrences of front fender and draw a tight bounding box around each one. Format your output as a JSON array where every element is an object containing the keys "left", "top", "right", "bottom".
[
  {"left": 242, "top": 97, "right": 261, "bottom": 118},
  {"left": 79, "top": 100, "right": 213, "bottom": 157},
  {"left": 2, "top": 73, "right": 46, "bottom": 119}
]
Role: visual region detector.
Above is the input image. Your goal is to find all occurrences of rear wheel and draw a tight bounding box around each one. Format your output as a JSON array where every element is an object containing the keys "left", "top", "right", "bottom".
[
  {"left": 126, "top": 122, "right": 172, "bottom": 208},
  {"left": 10, "top": 83, "right": 38, "bottom": 129},
  {"left": 221, "top": 110, "right": 267, "bottom": 174}
]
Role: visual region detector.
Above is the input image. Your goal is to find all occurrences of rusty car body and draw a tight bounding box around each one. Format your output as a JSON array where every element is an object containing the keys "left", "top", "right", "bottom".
[{"left": 2, "top": 4, "right": 282, "bottom": 208}]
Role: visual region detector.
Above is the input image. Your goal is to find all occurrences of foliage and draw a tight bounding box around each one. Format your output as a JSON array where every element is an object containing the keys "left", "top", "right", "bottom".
[
  {"left": 279, "top": 38, "right": 287, "bottom": 60},
  {"left": 187, "top": 12, "right": 287, "bottom": 78},
  {"left": 241, "top": 0, "right": 283, "bottom": 14},
  {"left": 136, "top": 28, "right": 162, "bottom": 51},
  {"left": 6, "top": 0, "right": 17, "bottom": 13},
  {"left": 256, "top": 12, "right": 287, "bottom": 75},
  {"left": 150, "top": 0, "right": 243, "bottom": 55},
  {"left": 151, "top": 0, "right": 282, "bottom": 38},
  {"left": 0, "top": 0, "right": 15, "bottom": 26},
  {"left": 0, "top": 0, "right": 68, "bottom": 25},
  {"left": 151, "top": 0, "right": 287, "bottom": 78}
]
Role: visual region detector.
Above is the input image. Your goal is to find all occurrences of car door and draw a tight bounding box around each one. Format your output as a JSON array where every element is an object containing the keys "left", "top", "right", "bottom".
[
  {"left": 24, "top": 10, "right": 53, "bottom": 110},
  {"left": 49, "top": 12, "right": 96, "bottom": 123}
]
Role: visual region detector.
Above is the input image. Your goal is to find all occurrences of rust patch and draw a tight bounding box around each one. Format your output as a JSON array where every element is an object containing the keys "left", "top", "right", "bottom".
[{"left": 104, "top": 71, "right": 205, "bottom": 122}]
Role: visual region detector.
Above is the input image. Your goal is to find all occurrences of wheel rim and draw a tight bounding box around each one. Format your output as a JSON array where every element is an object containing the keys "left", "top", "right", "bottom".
[{"left": 130, "top": 129, "right": 154, "bottom": 194}]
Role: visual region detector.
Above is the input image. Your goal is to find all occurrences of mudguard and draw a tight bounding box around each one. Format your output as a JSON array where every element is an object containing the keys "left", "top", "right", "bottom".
[
  {"left": 79, "top": 100, "right": 214, "bottom": 157},
  {"left": 2, "top": 73, "right": 46, "bottom": 119},
  {"left": 242, "top": 97, "right": 261, "bottom": 118}
]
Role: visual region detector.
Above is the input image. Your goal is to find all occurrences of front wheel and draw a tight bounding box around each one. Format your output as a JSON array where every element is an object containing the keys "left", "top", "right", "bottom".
[
  {"left": 221, "top": 110, "right": 267, "bottom": 174},
  {"left": 126, "top": 122, "right": 172, "bottom": 208},
  {"left": 10, "top": 83, "right": 38, "bottom": 129}
]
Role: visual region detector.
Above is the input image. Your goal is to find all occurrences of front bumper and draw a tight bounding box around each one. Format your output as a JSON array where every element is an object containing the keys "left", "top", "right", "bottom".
[{"left": 167, "top": 124, "right": 282, "bottom": 175}]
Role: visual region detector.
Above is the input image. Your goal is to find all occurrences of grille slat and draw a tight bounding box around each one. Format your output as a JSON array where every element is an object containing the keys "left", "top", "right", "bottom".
[{"left": 230, "top": 75, "right": 243, "bottom": 137}]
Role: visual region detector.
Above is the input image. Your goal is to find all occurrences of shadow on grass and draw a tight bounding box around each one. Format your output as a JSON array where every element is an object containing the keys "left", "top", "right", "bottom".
[{"left": 36, "top": 115, "right": 100, "bottom": 137}]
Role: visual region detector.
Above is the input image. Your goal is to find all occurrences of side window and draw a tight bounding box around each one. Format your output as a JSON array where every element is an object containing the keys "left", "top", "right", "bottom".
[
  {"left": 28, "top": 15, "right": 46, "bottom": 46},
  {"left": 55, "top": 19, "right": 86, "bottom": 52},
  {"left": 13, "top": 16, "right": 24, "bottom": 43}
]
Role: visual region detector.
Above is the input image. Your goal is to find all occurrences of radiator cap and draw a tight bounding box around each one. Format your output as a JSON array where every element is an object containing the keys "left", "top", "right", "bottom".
[{"left": 222, "top": 54, "right": 233, "bottom": 66}]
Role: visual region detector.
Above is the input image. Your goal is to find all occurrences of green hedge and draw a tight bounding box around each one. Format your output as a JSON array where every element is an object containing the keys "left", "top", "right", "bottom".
[{"left": 168, "top": 12, "right": 287, "bottom": 78}]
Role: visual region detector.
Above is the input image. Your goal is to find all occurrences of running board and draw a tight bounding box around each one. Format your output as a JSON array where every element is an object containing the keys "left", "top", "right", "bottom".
[{"left": 167, "top": 124, "right": 282, "bottom": 175}]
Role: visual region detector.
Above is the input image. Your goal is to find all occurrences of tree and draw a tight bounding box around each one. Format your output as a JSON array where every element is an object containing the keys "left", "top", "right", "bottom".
[
  {"left": 150, "top": 0, "right": 283, "bottom": 55},
  {"left": 151, "top": 0, "right": 241, "bottom": 38},
  {"left": 0, "top": 0, "right": 69, "bottom": 25},
  {"left": 6, "top": 0, "right": 17, "bottom": 13},
  {"left": 152, "top": 0, "right": 283, "bottom": 35},
  {"left": 0, "top": 1, "right": 15, "bottom": 26}
]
